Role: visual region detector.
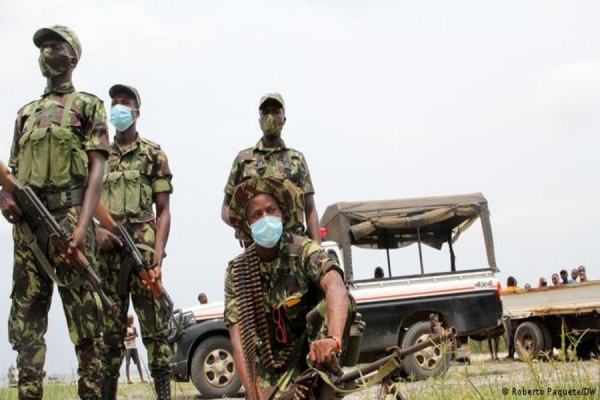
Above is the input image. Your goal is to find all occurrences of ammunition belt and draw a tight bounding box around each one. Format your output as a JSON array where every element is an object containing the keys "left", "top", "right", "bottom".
[{"left": 232, "top": 244, "right": 298, "bottom": 399}]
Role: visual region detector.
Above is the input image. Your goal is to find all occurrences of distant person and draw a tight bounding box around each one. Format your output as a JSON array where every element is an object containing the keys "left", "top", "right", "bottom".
[
  {"left": 8, "top": 364, "right": 18, "bottom": 387},
  {"left": 504, "top": 276, "right": 520, "bottom": 293},
  {"left": 124, "top": 314, "right": 146, "bottom": 385},
  {"left": 374, "top": 266, "right": 384, "bottom": 279},
  {"left": 560, "top": 269, "right": 573, "bottom": 284},
  {"left": 578, "top": 266, "right": 588, "bottom": 282},
  {"left": 524, "top": 283, "right": 531, "bottom": 290},
  {"left": 551, "top": 273, "right": 560, "bottom": 286},
  {"left": 198, "top": 292, "right": 208, "bottom": 304},
  {"left": 571, "top": 268, "right": 579, "bottom": 283},
  {"left": 221, "top": 93, "right": 321, "bottom": 243},
  {"left": 538, "top": 277, "right": 548, "bottom": 288}
]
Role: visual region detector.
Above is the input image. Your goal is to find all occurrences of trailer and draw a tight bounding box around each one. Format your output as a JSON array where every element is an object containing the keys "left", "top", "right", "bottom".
[{"left": 503, "top": 281, "right": 600, "bottom": 359}]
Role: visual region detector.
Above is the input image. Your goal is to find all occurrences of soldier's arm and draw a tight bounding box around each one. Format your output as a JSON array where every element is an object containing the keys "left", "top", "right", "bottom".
[
  {"left": 305, "top": 245, "right": 349, "bottom": 365},
  {"left": 228, "top": 323, "right": 254, "bottom": 396},
  {"left": 153, "top": 192, "right": 170, "bottom": 271},
  {"left": 222, "top": 155, "right": 243, "bottom": 226},
  {"left": 305, "top": 194, "right": 320, "bottom": 244},
  {"left": 221, "top": 193, "right": 233, "bottom": 226},
  {"left": 150, "top": 148, "right": 173, "bottom": 272},
  {"left": 0, "top": 114, "right": 24, "bottom": 223},
  {"left": 71, "top": 96, "right": 109, "bottom": 252},
  {"left": 70, "top": 151, "right": 105, "bottom": 252}
]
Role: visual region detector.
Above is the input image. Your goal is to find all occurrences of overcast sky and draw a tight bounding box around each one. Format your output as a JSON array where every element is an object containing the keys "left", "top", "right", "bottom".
[{"left": 0, "top": 0, "right": 599, "bottom": 378}]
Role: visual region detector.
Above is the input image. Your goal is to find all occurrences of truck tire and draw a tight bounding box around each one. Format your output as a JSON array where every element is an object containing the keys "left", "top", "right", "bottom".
[
  {"left": 190, "top": 336, "right": 241, "bottom": 398},
  {"left": 514, "top": 322, "right": 545, "bottom": 359},
  {"left": 401, "top": 321, "right": 450, "bottom": 380},
  {"left": 539, "top": 323, "right": 553, "bottom": 356}
]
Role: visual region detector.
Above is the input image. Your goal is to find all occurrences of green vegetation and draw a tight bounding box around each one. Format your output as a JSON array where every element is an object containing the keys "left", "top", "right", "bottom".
[{"left": 0, "top": 381, "right": 198, "bottom": 400}]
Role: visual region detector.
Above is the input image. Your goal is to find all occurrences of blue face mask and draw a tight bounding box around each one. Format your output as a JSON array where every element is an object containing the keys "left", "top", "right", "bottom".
[
  {"left": 249, "top": 216, "right": 283, "bottom": 248},
  {"left": 109, "top": 104, "right": 135, "bottom": 131}
]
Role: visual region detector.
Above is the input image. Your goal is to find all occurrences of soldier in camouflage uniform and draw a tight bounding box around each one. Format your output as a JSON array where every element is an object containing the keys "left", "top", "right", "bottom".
[
  {"left": 0, "top": 25, "right": 109, "bottom": 399},
  {"left": 94, "top": 84, "right": 173, "bottom": 400},
  {"left": 221, "top": 93, "right": 321, "bottom": 243},
  {"left": 224, "top": 176, "right": 355, "bottom": 399}
]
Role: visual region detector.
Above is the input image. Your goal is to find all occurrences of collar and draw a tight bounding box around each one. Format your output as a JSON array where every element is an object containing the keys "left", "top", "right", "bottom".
[
  {"left": 254, "top": 138, "right": 287, "bottom": 153},
  {"left": 112, "top": 133, "right": 141, "bottom": 155},
  {"left": 43, "top": 82, "right": 76, "bottom": 97}
]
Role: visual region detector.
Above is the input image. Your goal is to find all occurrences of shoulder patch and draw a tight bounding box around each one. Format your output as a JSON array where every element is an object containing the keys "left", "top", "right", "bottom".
[{"left": 141, "top": 137, "right": 161, "bottom": 149}]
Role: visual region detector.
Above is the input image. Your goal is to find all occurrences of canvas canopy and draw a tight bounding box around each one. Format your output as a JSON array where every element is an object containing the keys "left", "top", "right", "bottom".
[{"left": 320, "top": 193, "right": 498, "bottom": 278}]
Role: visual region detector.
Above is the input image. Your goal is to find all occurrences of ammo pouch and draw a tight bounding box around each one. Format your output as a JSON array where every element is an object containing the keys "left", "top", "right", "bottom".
[
  {"left": 102, "top": 169, "right": 153, "bottom": 220},
  {"left": 17, "top": 93, "right": 88, "bottom": 191}
]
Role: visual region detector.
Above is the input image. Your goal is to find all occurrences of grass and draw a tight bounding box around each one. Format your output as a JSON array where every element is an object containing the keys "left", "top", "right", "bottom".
[
  {"left": 0, "top": 380, "right": 198, "bottom": 400},
  {"left": 1, "top": 332, "right": 598, "bottom": 399}
]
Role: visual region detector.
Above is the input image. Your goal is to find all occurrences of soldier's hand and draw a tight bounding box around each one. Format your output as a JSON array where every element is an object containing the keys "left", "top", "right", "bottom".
[
  {"left": 69, "top": 226, "right": 87, "bottom": 254},
  {"left": 142, "top": 265, "right": 162, "bottom": 291},
  {"left": 96, "top": 226, "right": 122, "bottom": 251},
  {"left": 309, "top": 337, "right": 340, "bottom": 366},
  {"left": 0, "top": 189, "right": 22, "bottom": 224}
]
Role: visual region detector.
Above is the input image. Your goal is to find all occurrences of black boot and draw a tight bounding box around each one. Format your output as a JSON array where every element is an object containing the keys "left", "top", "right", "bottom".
[
  {"left": 153, "top": 373, "right": 171, "bottom": 400},
  {"left": 102, "top": 377, "right": 118, "bottom": 400}
]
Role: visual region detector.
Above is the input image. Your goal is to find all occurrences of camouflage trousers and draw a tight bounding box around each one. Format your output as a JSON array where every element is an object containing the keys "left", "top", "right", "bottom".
[
  {"left": 8, "top": 207, "right": 103, "bottom": 400},
  {"left": 99, "top": 221, "right": 171, "bottom": 379}
]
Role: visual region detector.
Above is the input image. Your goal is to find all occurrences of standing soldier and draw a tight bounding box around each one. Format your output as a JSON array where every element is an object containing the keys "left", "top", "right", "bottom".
[
  {"left": 0, "top": 25, "right": 109, "bottom": 399},
  {"left": 95, "top": 84, "right": 173, "bottom": 399},
  {"left": 221, "top": 93, "right": 321, "bottom": 243}
]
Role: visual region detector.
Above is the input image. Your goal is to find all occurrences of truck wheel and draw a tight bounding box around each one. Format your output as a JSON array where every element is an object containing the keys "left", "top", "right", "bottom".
[
  {"left": 539, "top": 323, "right": 553, "bottom": 356},
  {"left": 190, "top": 336, "right": 241, "bottom": 398},
  {"left": 401, "top": 321, "right": 450, "bottom": 380},
  {"left": 514, "top": 322, "right": 545, "bottom": 359}
]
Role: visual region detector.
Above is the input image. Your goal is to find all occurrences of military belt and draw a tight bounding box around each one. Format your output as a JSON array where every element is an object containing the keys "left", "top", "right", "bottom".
[{"left": 41, "top": 188, "right": 84, "bottom": 211}]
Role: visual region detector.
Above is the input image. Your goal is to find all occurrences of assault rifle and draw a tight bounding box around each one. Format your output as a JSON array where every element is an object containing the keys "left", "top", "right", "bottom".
[
  {"left": 0, "top": 161, "right": 116, "bottom": 312},
  {"left": 94, "top": 201, "right": 181, "bottom": 333}
]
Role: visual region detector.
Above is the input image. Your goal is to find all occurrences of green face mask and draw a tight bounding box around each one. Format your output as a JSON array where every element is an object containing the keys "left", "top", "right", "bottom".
[
  {"left": 261, "top": 115, "right": 283, "bottom": 138},
  {"left": 38, "top": 47, "right": 71, "bottom": 78}
]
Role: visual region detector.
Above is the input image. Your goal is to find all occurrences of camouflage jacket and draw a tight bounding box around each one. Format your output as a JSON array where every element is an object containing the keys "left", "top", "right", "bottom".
[
  {"left": 224, "top": 139, "right": 314, "bottom": 196},
  {"left": 102, "top": 135, "right": 173, "bottom": 225},
  {"left": 224, "top": 233, "right": 348, "bottom": 388},
  {"left": 9, "top": 82, "right": 109, "bottom": 193}
]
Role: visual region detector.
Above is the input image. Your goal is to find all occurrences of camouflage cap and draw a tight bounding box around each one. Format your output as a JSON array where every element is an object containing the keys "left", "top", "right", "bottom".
[
  {"left": 109, "top": 84, "right": 142, "bottom": 108},
  {"left": 259, "top": 93, "right": 285, "bottom": 110},
  {"left": 33, "top": 25, "right": 82, "bottom": 61},
  {"left": 229, "top": 174, "right": 304, "bottom": 240}
]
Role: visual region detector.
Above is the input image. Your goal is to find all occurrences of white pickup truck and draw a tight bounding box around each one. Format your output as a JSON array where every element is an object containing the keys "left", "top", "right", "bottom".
[
  {"left": 503, "top": 281, "right": 600, "bottom": 359},
  {"left": 168, "top": 193, "right": 504, "bottom": 398}
]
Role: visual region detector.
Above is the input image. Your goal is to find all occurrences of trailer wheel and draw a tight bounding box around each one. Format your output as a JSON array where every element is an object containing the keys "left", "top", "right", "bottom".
[
  {"left": 514, "top": 322, "right": 545, "bottom": 359},
  {"left": 401, "top": 321, "right": 450, "bottom": 380},
  {"left": 190, "top": 336, "right": 241, "bottom": 398}
]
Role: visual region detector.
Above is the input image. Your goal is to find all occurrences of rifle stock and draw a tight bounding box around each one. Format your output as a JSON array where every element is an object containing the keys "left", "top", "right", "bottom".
[
  {"left": 0, "top": 161, "right": 116, "bottom": 313},
  {"left": 95, "top": 201, "right": 180, "bottom": 331}
]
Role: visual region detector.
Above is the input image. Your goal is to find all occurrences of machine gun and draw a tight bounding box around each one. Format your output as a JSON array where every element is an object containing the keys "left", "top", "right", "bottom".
[
  {"left": 280, "top": 314, "right": 455, "bottom": 400},
  {"left": 94, "top": 201, "right": 182, "bottom": 333},
  {"left": 0, "top": 161, "right": 116, "bottom": 313}
]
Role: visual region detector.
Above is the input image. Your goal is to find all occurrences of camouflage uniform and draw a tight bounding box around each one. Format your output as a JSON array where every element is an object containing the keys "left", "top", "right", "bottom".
[
  {"left": 8, "top": 79, "right": 109, "bottom": 399},
  {"left": 224, "top": 232, "right": 355, "bottom": 398},
  {"left": 225, "top": 139, "right": 314, "bottom": 233},
  {"left": 99, "top": 136, "right": 173, "bottom": 380}
]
